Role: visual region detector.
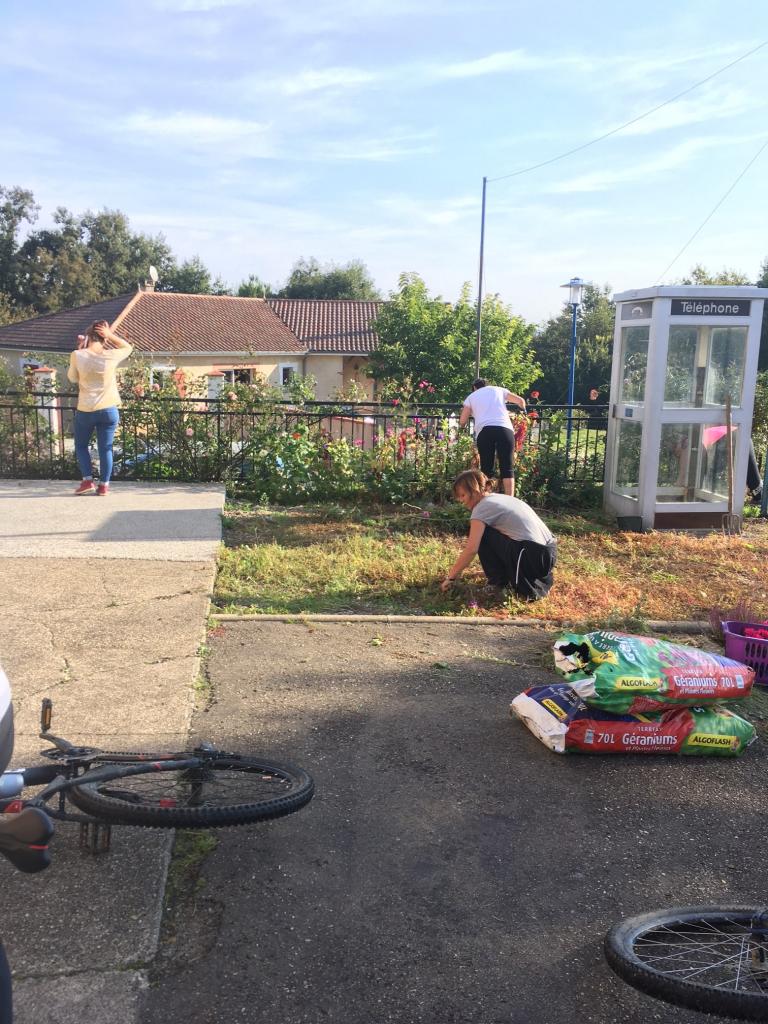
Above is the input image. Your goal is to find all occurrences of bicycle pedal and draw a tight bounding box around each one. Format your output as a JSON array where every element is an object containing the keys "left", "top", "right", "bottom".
[{"left": 79, "top": 821, "right": 112, "bottom": 855}]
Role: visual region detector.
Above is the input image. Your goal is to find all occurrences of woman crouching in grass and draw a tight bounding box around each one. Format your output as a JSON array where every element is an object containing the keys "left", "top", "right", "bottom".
[{"left": 440, "top": 469, "right": 557, "bottom": 601}]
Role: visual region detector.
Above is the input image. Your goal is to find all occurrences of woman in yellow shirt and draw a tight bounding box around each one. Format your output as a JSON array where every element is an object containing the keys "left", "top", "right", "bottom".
[{"left": 67, "top": 320, "right": 133, "bottom": 495}]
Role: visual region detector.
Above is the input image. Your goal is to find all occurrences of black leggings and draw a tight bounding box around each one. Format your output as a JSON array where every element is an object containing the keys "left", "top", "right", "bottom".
[
  {"left": 478, "top": 526, "right": 556, "bottom": 601},
  {"left": 476, "top": 426, "right": 515, "bottom": 479}
]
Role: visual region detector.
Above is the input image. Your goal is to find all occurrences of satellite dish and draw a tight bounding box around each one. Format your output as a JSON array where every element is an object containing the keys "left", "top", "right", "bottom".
[{"left": 149, "top": 266, "right": 159, "bottom": 284}]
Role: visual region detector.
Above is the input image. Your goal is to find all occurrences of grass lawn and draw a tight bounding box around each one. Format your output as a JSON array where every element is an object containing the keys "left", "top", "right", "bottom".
[{"left": 215, "top": 501, "right": 768, "bottom": 628}]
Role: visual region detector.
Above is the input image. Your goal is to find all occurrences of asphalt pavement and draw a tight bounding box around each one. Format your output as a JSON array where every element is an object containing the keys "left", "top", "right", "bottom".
[{"left": 140, "top": 619, "right": 765, "bottom": 1024}]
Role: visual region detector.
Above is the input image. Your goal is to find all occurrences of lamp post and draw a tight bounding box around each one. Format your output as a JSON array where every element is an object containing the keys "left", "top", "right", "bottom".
[{"left": 561, "top": 277, "right": 585, "bottom": 465}]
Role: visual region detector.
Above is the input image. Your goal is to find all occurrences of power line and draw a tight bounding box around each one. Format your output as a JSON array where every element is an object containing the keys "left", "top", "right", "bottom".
[
  {"left": 487, "top": 40, "right": 767, "bottom": 184},
  {"left": 655, "top": 136, "right": 768, "bottom": 283}
]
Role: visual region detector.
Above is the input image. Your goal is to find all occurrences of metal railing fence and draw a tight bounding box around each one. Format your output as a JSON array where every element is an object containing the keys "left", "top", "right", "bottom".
[{"left": 0, "top": 391, "right": 608, "bottom": 486}]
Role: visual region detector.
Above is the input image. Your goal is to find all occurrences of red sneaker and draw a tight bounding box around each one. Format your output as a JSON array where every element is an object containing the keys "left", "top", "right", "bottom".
[
  {"left": 74, "top": 480, "right": 95, "bottom": 495},
  {"left": 96, "top": 483, "right": 109, "bottom": 496}
]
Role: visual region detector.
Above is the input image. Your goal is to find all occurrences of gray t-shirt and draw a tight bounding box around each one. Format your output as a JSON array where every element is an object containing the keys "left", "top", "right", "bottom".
[{"left": 470, "top": 494, "right": 554, "bottom": 546}]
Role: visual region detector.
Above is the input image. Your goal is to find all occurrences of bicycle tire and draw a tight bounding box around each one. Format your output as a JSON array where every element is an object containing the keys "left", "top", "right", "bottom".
[
  {"left": 68, "top": 754, "right": 314, "bottom": 828},
  {"left": 605, "top": 906, "right": 768, "bottom": 1021}
]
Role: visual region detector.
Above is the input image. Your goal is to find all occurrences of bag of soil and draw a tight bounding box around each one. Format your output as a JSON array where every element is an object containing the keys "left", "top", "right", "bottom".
[
  {"left": 510, "top": 683, "right": 755, "bottom": 756},
  {"left": 553, "top": 630, "right": 754, "bottom": 714}
]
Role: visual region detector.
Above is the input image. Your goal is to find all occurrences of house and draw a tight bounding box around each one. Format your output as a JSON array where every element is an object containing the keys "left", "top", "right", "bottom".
[{"left": 0, "top": 286, "right": 384, "bottom": 400}]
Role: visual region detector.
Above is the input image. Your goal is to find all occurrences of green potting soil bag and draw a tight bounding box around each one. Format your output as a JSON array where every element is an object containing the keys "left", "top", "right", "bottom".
[
  {"left": 553, "top": 630, "right": 755, "bottom": 714},
  {"left": 510, "top": 683, "right": 756, "bottom": 756}
]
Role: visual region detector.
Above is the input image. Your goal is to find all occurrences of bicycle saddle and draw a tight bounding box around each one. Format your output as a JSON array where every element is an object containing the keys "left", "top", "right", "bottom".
[{"left": 0, "top": 808, "right": 54, "bottom": 873}]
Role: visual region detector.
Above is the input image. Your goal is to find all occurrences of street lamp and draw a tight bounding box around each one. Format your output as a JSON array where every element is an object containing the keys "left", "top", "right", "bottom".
[{"left": 561, "top": 277, "right": 585, "bottom": 463}]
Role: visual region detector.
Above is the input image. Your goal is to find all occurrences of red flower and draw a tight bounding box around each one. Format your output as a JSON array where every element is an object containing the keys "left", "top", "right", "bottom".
[
  {"left": 528, "top": 410, "right": 539, "bottom": 420},
  {"left": 530, "top": 390, "right": 540, "bottom": 399},
  {"left": 292, "top": 432, "right": 302, "bottom": 439},
  {"left": 392, "top": 398, "right": 400, "bottom": 406}
]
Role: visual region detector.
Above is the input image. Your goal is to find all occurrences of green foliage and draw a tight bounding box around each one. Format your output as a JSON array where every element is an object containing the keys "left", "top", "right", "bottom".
[
  {"left": 369, "top": 273, "right": 539, "bottom": 402},
  {"left": 532, "top": 282, "right": 614, "bottom": 404},
  {"left": 753, "top": 369, "right": 768, "bottom": 459},
  {"left": 514, "top": 409, "right": 603, "bottom": 510},
  {"left": 236, "top": 274, "right": 273, "bottom": 298},
  {"left": 162, "top": 255, "right": 213, "bottom": 295},
  {"left": 278, "top": 257, "right": 380, "bottom": 300},
  {"left": 679, "top": 264, "right": 753, "bottom": 286}
]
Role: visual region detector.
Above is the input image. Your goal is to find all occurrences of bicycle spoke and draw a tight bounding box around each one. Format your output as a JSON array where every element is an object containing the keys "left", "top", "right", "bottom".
[{"left": 634, "top": 921, "right": 768, "bottom": 992}]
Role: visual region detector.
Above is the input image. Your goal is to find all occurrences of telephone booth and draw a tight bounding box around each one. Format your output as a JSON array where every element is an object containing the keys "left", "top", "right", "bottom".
[{"left": 604, "top": 285, "right": 767, "bottom": 530}]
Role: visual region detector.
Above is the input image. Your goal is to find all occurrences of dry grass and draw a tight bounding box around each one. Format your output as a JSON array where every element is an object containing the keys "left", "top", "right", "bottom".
[{"left": 215, "top": 503, "right": 768, "bottom": 627}]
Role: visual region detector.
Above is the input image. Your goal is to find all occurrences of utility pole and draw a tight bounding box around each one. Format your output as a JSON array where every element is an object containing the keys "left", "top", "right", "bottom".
[{"left": 474, "top": 176, "right": 487, "bottom": 379}]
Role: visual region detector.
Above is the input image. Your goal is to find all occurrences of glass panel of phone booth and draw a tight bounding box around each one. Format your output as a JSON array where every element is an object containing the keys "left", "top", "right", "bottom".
[
  {"left": 656, "top": 422, "right": 733, "bottom": 503},
  {"left": 662, "top": 325, "right": 747, "bottom": 409},
  {"left": 618, "top": 326, "right": 649, "bottom": 405},
  {"left": 613, "top": 420, "right": 643, "bottom": 499},
  {"left": 706, "top": 327, "right": 747, "bottom": 407}
]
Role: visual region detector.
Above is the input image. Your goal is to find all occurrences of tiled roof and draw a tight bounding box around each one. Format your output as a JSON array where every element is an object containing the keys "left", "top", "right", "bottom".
[
  {"left": 116, "top": 292, "right": 305, "bottom": 354},
  {"left": 0, "top": 292, "right": 384, "bottom": 357},
  {"left": 0, "top": 294, "right": 134, "bottom": 352},
  {"left": 268, "top": 299, "right": 383, "bottom": 354}
]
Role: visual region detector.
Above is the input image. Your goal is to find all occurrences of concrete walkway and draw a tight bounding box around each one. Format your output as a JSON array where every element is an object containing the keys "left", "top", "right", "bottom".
[{"left": 0, "top": 479, "right": 225, "bottom": 1024}]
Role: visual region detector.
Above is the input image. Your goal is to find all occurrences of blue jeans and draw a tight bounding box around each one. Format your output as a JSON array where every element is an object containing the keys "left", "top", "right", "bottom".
[{"left": 74, "top": 407, "right": 120, "bottom": 484}]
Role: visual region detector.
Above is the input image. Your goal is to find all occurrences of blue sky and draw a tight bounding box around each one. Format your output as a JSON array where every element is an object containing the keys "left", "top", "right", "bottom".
[{"left": 1, "top": 0, "right": 766, "bottom": 322}]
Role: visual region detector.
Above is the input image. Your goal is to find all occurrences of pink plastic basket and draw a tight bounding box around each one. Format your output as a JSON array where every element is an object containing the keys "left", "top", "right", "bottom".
[{"left": 723, "top": 621, "right": 768, "bottom": 687}]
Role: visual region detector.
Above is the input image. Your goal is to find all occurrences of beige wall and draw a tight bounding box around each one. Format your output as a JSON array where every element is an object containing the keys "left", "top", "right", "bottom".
[
  {"left": 305, "top": 354, "right": 344, "bottom": 400},
  {"left": 342, "top": 357, "right": 375, "bottom": 399},
  {"left": 0, "top": 346, "right": 373, "bottom": 401}
]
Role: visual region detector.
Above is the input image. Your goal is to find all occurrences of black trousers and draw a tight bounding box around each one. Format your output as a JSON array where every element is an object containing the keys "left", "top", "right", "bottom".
[
  {"left": 478, "top": 526, "right": 557, "bottom": 601},
  {"left": 476, "top": 426, "right": 515, "bottom": 479}
]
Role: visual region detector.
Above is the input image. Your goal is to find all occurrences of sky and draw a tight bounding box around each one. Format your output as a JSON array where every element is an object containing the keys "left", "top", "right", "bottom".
[{"left": 1, "top": 0, "right": 766, "bottom": 324}]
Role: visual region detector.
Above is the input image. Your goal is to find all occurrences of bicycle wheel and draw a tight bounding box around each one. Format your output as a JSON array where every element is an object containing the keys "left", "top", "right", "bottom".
[
  {"left": 68, "top": 754, "right": 314, "bottom": 829},
  {"left": 605, "top": 906, "right": 768, "bottom": 1021}
]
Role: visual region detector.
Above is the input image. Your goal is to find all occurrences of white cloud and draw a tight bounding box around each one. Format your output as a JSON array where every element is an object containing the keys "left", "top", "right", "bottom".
[
  {"left": 431, "top": 49, "right": 596, "bottom": 80},
  {"left": 251, "top": 66, "right": 384, "bottom": 97},
  {"left": 612, "top": 85, "right": 762, "bottom": 136},
  {"left": 312, "top": 132, "right": 436, "bottom": 161},
  {"left": 544, "top": 135, "right": 747, "bottom": 194},
  {"left": 119, "top": 111, "right": 276, "bottom": 157}
]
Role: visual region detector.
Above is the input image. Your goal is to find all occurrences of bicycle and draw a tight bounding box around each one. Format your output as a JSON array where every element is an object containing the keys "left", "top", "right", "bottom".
[
  {"left": 0, "top": 698, "right": 314, "bottom": 844},
  {"left": 605, "top": 907, "right": 768, "bottom": 1021},
  {"left": 0, "top": 696, "right": 314, "bottom": 1020}
]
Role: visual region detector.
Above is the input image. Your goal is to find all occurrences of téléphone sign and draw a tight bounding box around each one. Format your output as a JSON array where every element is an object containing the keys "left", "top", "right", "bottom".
[{"left": 671, "top": 298, "right": 751, "bottom": 317}]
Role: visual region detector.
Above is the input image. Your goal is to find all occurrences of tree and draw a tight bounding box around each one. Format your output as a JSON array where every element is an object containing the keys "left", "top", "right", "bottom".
[
  {"left": 532, "top": 283, "right": 615, "bottom": 403},
  {"left": 679, "top": 264, "right": 752, "bottom": 286},
  {"left": 237, "top": 274, "right": 273, "bottom": 298},
  {"left": 758, "top": 257, "right": 768, "bottom": 372},
  {"left": 79, "top": 208, "right": 175, "bottom": 295},
  {"left": 279, "top": 257, "right": 380, "bottom": 300},
  {"left": 162, "top": 255, "right": 213, "bottom": 294},
  {"left": 0, "top": 186, "right": 39, "bottom": 314},
  {"left": 369, "top": 273, "right": 539, "bottom": 402}
]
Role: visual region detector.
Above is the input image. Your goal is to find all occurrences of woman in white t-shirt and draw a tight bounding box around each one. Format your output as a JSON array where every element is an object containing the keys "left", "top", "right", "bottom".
[
  {"left": 459, "top": 378, "right": 526, "bottom": 496},
  {"left": 440, "top": 469, "right": 556, "bottom": 601},
  {"left": 67, "top": 320, "right": 133, "bottom": 496}
]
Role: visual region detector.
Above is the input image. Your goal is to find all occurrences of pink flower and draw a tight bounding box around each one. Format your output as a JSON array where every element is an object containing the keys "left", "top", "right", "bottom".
[
  {"left": 392, "top": 398, "right": 400, "bottom": 406},
  {"left": 421, "top": 510, "right": 431, "bottom": 518},
  {"left": 185, "top": 427, "right": 194, "bottom": 437},
  {"left": 133, "top": 385, "right": 145, "bottom": 398},
  {"left": 589, "top": 388, "right": 599, "bottom": 401},
  {"left": 227, "top": 391, "right": 237, "bottom": 401},
  {"left": 530, "top": 390, "right": 540, "bottom": 399},
  {"left": 468, "top": 600, "right": 479, "bottom": 610},
  {"left": 151, "top": 382, "right": 161, "bottom": 392},
  {"left": 354, "top": 438, "right": 363, "bottom": 447}
]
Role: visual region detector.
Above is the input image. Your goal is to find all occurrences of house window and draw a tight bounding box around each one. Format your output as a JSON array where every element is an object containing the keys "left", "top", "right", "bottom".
[
  {"left": 279, "top": 364, "right": 297, "bottom": 387},
  {"left": 151, "top": 364, "right": 175, "bottom": 386},
  {"left": 234, "top": 368, "right": 252, "bottom": 384}
]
